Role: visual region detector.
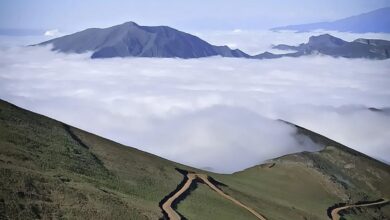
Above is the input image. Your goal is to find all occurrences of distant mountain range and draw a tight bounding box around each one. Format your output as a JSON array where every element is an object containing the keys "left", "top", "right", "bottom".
[
  {"left": 38, "top": 21, "right": 249, "bottom": 59},
  {"left": 272, "top": 7, "right": 390, "bottom": 33},
  {"left": 37, "top": 22, "right": 390, "bottom": 60},
  {"left": 257, "top": 34, "right": 390, "bottom": 59}
]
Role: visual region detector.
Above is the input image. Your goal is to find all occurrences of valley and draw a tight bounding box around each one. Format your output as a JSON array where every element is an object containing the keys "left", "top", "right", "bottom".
[{"left": 1, "top": 99, "right": 389, "bottom": 219}]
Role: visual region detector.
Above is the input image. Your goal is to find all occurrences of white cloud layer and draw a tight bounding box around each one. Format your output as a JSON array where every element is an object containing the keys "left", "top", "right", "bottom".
[{"left": 0, "top": 45, "right": 389, "bottom": 173}]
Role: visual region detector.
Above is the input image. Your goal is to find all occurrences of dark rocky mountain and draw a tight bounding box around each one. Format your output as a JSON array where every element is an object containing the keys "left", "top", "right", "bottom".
[
  {"left": 37, "top": 22, "right": 390, "bottom": 60},
  {"left": 271, "top": 7, "right": 390, "bottom": 33},
  {"left": 37, "top": 21, "right": 250, "bottom": 59},
  {"left": 256, "top": 34, "right": 390, "bottom": 59}
]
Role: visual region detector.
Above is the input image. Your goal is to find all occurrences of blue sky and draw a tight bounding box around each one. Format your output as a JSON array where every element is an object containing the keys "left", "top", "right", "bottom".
[{"left": 1, "top": 0, "right": 390, "bottom": 32}]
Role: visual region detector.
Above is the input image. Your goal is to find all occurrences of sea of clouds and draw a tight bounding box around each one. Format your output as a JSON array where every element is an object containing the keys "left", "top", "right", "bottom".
[{"left": 0, "top": 30, "right": 390, "bottom": 173}]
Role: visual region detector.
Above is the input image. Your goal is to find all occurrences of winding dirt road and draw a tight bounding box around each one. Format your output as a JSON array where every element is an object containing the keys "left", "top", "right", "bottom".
[
  {"left": 161, "top": 172, "right": 267, "bottom": 220},
  {"left": 330, "top": 199, "right": 389, "bottom": 220}
]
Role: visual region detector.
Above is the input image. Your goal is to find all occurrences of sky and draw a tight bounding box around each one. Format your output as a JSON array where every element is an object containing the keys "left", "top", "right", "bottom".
[{"left": 1, "top": 0, "right": 390, "bottom": 33}]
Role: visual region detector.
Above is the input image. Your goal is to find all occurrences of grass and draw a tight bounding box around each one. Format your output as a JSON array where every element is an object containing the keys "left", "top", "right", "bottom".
[
  {"left": 214, "top": 164, "right": 339, "bottom": 219},
  {"left": 208, "top": 127, "right": 390, "bottom": 220},
  {"left": 176, "top": 183, "right": 258, "bottom": 220},
  {"left": 0, "top": 99, "right": 389, "bottom": 219},
  {"left": 0, "top": 100, "right": 185, "bottom": 219}
]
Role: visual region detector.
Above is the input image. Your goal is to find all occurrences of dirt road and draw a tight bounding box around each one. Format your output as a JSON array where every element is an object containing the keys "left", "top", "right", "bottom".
[
  {"left": 330, "top": 199, "right": 389, "bottom": 220},
  {"left": 161, "top": 172, "right": 267, "bottom": 220},
  {"left": 161, "top": 173, "right": 196, "bottom": 220}
]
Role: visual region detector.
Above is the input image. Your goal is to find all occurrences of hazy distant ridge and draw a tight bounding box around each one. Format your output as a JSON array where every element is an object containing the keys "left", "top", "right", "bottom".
[{"left": 271, "top": 7, "right": 390, "bottom": 33}]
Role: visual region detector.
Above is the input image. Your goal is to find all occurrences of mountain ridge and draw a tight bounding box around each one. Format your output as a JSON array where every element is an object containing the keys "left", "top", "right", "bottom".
[
  {"left": 257, "top": 34, "right": 390, "bottom": 59},
  {"left": 37, "top": 22, "right": 390, "bottom": 60},
  {"left": 271, "top": 7, "right": 390, "bottom": 33}
]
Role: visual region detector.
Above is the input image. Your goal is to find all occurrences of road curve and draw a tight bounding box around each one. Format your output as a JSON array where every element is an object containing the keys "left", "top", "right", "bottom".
[
  {"left": 330, "top": 199, "right": 389, "bottom": 220},
  {"left": 161, "top": 172, "right": 267, "bottom": 220},
  {"left": 162, "top": 173, "right": 196, "bottom": 220}
]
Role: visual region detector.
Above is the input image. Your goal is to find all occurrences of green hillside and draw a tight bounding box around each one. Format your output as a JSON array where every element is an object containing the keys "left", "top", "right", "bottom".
[
  {"left": 0, "top": 99, "right": 193, "bottom": 219},
  {"left": 0, "top": 99, "right": 389, "bottom": 219},
  {"left": 209, "top": 124, "right": 390, "bottom": 219}
]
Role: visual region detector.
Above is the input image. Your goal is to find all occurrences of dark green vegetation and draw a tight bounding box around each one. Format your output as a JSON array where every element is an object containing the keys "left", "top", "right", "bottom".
[
  {"left": 0, "top": 99, "right": 389, "bottom": 219},
  {"left": 339, "top": 204, "right": 390, "bottom": 220}
]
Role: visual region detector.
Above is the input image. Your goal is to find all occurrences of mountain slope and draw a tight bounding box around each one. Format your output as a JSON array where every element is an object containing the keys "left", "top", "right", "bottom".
[
  {"left": 0, "top": 99, "right": 389, "bottom": 219},
  {"left": 37, "top": 22, "right": 249, "bottom": 59},
  {"left": 272, "top": 7, "right": 390, "bottom": 33},
  {"left": 0, "top": 99, "right": 195, "bottom": 219},
  {"left": 211, "top": 122, "right": 390, "bottom": 219},
  {"left": 255, "top": 34, "right": 390, "bottom": 59}
]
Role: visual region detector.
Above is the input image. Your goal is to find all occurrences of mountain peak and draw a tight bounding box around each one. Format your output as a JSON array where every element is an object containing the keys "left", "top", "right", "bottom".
[
  {"left": 308, "top": 34, "right": 347, "bottom": 47},
  {"left": 37, "top": 22, "right": 249, "bottom": 59},
  {"left": 119, "top": 21, "right": 140, "bottom": 28}
]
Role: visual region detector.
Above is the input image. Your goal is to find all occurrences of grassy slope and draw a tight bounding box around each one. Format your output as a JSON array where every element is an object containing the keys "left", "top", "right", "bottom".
[
  {"left": 72, "top": 125, "right": 256, "bottom": 219},
  {"left": 176, "top": 183, "right": 258, "bottom": 220},
  {"left": 0, "top": 99, "right": 389, "bottom": 219},
  {"left": 0, "top": 99, "right": 252, "bottom": 219},
  {"left": 210, "top": 125, "right": 390, "bottom": 220},
  {"left": 0, "top": 99, "right": 190, "bottom": 219}
]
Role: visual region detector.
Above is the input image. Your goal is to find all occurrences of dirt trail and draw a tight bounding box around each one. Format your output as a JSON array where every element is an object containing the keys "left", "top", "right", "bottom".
[
  {"left": 162, "top": 174, "right": 196, "bottom": 220},
  {"left": 330, "top": 199, "right": 389, "bottom": 220},
  {"left": 161, "top": 172, "right": 267, "bottom": 220}
]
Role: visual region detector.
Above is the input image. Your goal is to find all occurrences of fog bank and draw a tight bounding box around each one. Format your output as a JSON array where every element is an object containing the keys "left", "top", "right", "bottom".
[{"left": 1, "top": 46, "right": 389, "bottom": 172}]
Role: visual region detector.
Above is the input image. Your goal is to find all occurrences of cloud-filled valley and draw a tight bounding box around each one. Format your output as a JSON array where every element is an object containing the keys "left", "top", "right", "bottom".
[{"left": 0, "top": 44, "right": 389, "bottom": 173}]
